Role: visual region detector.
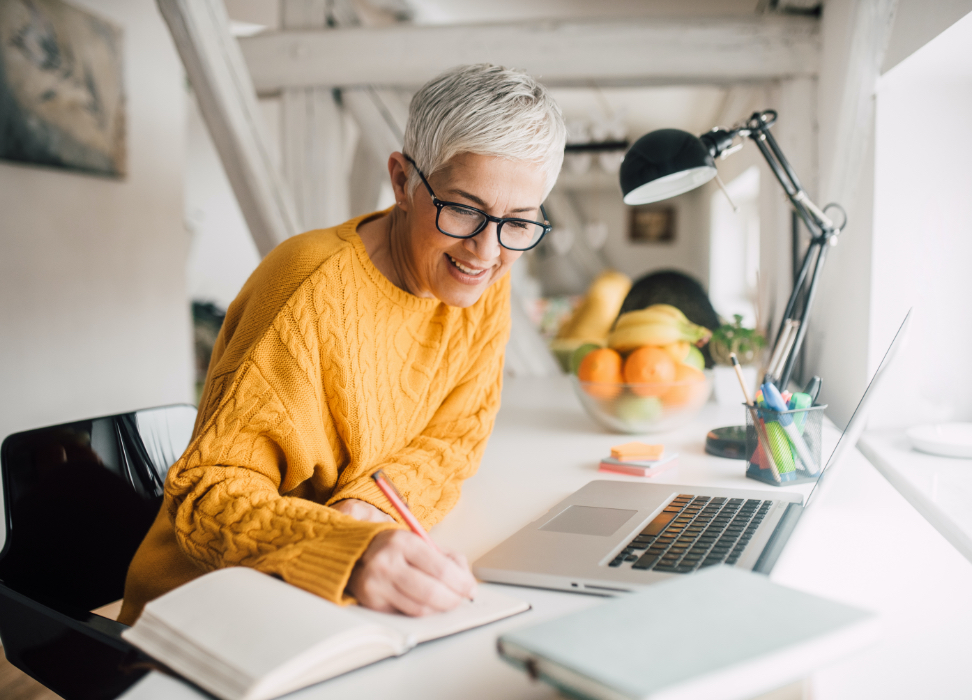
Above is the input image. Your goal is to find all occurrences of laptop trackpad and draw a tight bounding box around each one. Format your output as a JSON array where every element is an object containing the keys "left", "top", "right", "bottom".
[{"left": 539, "top": 505, "right": 638, "bottom": 536}]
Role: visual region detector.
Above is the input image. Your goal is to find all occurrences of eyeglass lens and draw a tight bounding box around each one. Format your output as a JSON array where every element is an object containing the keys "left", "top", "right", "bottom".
[{"left": 438, "top": 204, "right": 546, "bottom": 250}]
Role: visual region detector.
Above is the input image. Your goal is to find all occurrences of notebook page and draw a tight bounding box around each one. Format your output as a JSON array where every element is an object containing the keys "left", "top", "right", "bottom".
[
  {"left": 349, "top": 585, "right": 530, "bottom": 644},
  {"left": 125, "top": 568, "right": 402, "bottom": 683}
]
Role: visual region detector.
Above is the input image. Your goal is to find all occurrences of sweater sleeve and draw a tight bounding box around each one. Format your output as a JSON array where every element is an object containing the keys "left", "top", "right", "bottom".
[
  {"left": 164, "top": 304, "right": 399, "bottom": 605},
  {"left": 327, "top": 287, "right": 510, "bottom": 530}
]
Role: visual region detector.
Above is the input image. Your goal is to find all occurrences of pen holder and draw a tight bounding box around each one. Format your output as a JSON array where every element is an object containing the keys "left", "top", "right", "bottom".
[{"left": 745, "top": 404, "right": 827, "bottom": 486}]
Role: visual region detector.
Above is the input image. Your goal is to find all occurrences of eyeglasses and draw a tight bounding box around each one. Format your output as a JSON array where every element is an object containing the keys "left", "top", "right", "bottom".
[{"left": 403, "top": 154, "right": 551, "bottom": 251}]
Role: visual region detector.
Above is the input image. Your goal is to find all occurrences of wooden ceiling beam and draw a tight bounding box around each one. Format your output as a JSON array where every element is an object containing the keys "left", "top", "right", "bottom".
[
  {"left": 239, "top": 16, "right": 820, "bottom": 93},
  {"left": 159, "top": 0, "right": 300, "bottom": 256}
]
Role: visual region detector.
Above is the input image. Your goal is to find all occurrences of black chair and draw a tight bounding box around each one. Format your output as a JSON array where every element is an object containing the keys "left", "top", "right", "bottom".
[{"left": 0, "top": 405, "right": 196, "bottom": 699}]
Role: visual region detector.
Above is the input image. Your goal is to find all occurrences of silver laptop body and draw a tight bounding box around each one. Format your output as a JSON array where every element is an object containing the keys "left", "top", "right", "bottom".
[{"left": 473, "top": 312, "right": 912, "bottom": 595}]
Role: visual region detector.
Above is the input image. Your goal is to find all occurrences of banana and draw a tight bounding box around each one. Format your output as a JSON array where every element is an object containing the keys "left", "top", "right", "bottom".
[
  {"left": 557, "top": 270, "right": 632, "bottom": 344},
  {"left": 608, "top": 322, "right": 686, "bottom": 353},
  {"left": 645, "top": 304, "right": 689, "bottom": 323},
  {"left": 614, "top": 305, "right": 688, "bottom": 330},
  {"left": 608, "top": 311, "right": 712, "bottom": 353}
]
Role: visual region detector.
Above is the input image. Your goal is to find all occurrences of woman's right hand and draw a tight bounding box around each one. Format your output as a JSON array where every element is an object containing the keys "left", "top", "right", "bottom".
[{"left": 346, "top": 530, "right": 477, "bottom": 616}]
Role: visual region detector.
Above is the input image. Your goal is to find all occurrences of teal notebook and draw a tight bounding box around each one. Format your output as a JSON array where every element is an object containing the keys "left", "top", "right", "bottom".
[{"left": 498, "top": 567, "right": 878, "bottom": 700}]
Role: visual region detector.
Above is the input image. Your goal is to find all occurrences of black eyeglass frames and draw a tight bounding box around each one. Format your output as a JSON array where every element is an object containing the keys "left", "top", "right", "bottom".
[{"left": 403, "top": 154, "right": 552, "bottom": 252}]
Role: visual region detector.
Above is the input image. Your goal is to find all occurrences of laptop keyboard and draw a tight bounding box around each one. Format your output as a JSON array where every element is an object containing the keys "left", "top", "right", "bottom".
[{"left": 608, "top": 495, "right": 773, "bottom": 573}]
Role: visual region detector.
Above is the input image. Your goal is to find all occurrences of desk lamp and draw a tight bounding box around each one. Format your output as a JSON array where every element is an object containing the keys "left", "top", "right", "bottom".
[{"left": 620, "top": 110, "right": 846, "bottom": 391}]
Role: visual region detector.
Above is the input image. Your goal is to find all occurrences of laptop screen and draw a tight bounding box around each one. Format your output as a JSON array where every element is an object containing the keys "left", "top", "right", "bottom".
[{"left": 802, "top": 310, "right": 912, "bottom": 510}]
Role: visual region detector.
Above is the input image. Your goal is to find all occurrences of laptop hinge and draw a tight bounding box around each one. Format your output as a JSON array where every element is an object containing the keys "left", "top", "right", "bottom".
[{"left": 752, "top": 502, "right": 803, "bottom": 574}]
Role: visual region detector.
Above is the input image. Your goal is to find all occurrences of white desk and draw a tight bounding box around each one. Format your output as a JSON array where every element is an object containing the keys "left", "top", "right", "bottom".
[
  {"left": 121, "top": 376, "right": 972, "bottom": 700},
  {"left": 859, "top": 430, "right": 972, "bottom": 564}
]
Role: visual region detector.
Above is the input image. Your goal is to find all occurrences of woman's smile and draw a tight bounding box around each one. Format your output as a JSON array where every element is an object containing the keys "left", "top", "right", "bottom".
[{"left": 446, "top": 253, "right": 490, "bottom": 282}]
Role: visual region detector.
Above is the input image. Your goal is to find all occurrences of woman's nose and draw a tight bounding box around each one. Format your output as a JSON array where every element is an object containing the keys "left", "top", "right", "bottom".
[{"left": 464, "top": 221, "right": 502, "bottom": 261}]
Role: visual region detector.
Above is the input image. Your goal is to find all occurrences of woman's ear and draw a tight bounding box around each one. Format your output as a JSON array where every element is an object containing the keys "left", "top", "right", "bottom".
[{"left": 388, "top": 152, "right": 410, "bottom": 211}]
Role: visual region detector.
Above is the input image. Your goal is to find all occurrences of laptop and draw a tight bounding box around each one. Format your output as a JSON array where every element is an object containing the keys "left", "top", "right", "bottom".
[{"left": 473, "top": 311, "right": 911, "bottom": 595}]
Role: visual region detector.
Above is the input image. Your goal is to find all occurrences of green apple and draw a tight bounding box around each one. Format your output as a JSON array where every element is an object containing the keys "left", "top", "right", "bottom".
[
  {"left": 683, "top": 346, "right": 705, "bottom": 371},
  {"left": 615, "top": 394, "right": 663, "bottom": 424},
  {"left": 569, "top": 343, "right": 603, "bottom": 375}
]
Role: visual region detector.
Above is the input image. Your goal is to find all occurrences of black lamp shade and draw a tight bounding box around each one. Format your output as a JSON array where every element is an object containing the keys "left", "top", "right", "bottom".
[{"left": 620, "top": 129, "right": 717, "bottom": 205}]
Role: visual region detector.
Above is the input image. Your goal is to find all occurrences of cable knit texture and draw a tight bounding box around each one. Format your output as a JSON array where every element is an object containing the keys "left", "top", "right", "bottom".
[{"left": 118, "top": 211, "right": 510, "bottom": 625}]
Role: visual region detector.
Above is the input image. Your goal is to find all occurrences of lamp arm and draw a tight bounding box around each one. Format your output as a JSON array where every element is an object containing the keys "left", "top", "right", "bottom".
[
  {"left": 777, "top": 241, "right": 830, "bottom": 390},
  {"left": 747, "top": 120, "right": 835, "bottom": 241},
  {"left": 707, "top": 111, "right": 843, "bottom": 242},
  {"left": 703, "top": 110, "right": 847, "bottom": 390},
  {"left": 772, "top": 235, "right": 817, "bottom": 348},
  {"left": 792, "top": 192, "right": 838, "bottom": 232},
  {"left": 748, "top": 112, "right": 806, "bottom": 197}
]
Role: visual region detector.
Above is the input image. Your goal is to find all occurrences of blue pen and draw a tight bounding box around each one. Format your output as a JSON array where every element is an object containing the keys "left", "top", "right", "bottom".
[{"left": 760, "top": 383, "right": 818, "bottom": 475}]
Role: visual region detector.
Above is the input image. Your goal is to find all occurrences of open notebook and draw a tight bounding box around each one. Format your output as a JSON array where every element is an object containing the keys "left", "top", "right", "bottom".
[{"left": 122, "top": 567, "right": 529, "bottom": 700}]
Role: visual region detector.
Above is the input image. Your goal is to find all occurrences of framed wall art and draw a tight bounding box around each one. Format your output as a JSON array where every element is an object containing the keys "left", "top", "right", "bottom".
[
  {"left": 628, "top": 204, "right": 676, "bottom": 243},
  {"left": 0, "top": 0, "right": 126, "bottom": 177}
]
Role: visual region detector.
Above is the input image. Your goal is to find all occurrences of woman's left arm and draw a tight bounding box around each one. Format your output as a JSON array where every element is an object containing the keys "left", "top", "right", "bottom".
[{"left": 328, "top": 297, "right": 509, "bottom": 529}]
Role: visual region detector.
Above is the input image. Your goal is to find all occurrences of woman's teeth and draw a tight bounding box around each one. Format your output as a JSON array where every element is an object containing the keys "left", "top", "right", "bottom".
[{"left": 449, "top": 255, "right": 486, "bottom": 276}]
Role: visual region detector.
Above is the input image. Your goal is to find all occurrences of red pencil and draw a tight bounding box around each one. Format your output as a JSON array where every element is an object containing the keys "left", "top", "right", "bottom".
[{"left": 371, "top": 470, "right": 441, "bottom": 553}]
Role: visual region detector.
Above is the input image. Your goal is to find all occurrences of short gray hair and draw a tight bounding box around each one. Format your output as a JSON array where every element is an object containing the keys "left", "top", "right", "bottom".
[{"left": 402, "top": 64, "right": 566, "bottom": 201}]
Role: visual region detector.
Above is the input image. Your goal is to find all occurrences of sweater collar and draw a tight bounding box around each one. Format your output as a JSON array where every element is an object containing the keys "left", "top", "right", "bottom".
[{"left": 341, "top": 209, "right": 446, "bottom": 314}]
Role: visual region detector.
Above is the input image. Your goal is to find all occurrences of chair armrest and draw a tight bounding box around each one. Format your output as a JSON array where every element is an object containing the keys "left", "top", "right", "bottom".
[
  {"left": 0, "top": 581, "right": 149, "bottom": 699},
  {"left": 0, "top": 580, "right": 130, "bottom": 648}
]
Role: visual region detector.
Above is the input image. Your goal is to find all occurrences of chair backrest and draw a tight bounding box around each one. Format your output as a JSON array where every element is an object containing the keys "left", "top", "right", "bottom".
[{"left": 0, "top": 405, "right": 197, "bottom": 612}]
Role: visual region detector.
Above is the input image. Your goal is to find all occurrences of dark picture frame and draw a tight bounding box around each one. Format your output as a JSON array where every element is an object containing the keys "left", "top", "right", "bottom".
[
  {"left": 628, "top": 204, "right": 676, "bottom": 243},
  {"left": 0, "top": 0, "right": 126, "bottom": 177}
]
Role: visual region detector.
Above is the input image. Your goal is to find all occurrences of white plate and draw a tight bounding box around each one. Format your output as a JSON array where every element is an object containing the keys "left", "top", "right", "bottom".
[{"left": 907, "top": 423, "right": 972, "bottom": 458}]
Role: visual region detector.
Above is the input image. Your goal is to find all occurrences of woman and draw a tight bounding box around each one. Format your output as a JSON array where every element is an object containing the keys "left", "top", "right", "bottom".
[{"left": 118, "top": 64, "right": 566, "bottom": 623}]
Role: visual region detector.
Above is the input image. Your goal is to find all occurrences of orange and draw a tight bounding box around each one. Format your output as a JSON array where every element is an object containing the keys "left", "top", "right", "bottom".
[
  {"left": 577, "top": 348, "right": 624, "bottom": 399},
  {"left": 623, "top": 346, "right": 676, "bottom": 397},
  {"left": 663, "top": 364, "right": 707, "bottom": 406}
]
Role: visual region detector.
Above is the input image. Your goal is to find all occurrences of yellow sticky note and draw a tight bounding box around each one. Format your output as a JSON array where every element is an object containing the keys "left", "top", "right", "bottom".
[{"left": 610, "top": 442, "right": 664, "bottom": 461}]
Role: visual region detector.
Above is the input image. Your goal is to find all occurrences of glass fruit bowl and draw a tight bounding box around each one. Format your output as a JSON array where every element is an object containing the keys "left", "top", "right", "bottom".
[{"left": 570, "top": 373, "right": 712, "bottom": 434}]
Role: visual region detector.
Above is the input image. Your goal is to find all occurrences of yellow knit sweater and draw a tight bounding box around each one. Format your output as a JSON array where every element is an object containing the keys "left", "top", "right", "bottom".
[{"left": 118, "top": 212, "right": 510, "bottom": 625}]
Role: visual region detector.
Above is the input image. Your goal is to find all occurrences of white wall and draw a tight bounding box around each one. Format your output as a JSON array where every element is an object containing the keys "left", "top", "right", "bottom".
[
  {"left": 802, "top": 137, "right": 875, "bottom": 427},
  {"left": 809, "top": 0, "right": 971, "bottom": 427},
  {"left": 0, "top": 0, "right": 192, "bottom": 441},
  {"left": 529, "top": 173, "right": 711, "bottom": 297},
  {"left": 868, "top": 12, "right": 972, "bottom": 428},
  {"left": 583, "top": 186, "right": 709, "bottom": 288},
  {"left": 806, "top": 0, "right": 883, "bottom": 426},
  {"left": 709, "top": 166, "right": 760, "bottom": 325}
]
